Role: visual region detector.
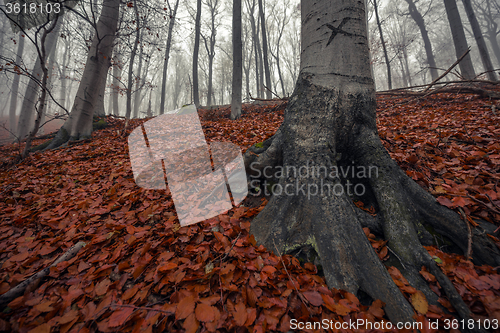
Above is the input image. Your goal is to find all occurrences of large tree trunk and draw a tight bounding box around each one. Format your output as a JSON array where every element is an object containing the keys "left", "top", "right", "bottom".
[
  {"left": 245, "top": 0, "right": 500, "bottom": 325},
  {"left": 258, "top": 0, "right": 272, "bottom": 99},
  {"left": 373, "top": 0, "right": 392, "bottom": 90},
  {"left": 192, "top": 0, "right": 202, "bottom": 107},
  {"left": 461, "top": 0, "right": 497, "bottom": 81},
  {"left": 404, "top": 0, "right": 439, "bottom": 81},
  {"left": 59, "top": 38, "right": 70, "bottom": 114},
  {"left": 443, "top": 0, "right": 476, "bottom": 80},
  {"left": 46, "top": 0, "right": 120, "bottom": 149},
  {"left": 9, "top": 32, "right": 25, "bottom": 139},
  {"left": 159, "top": 0, "right": 179, "bottom": 115},
  {"left": 231, "top": 0, "right": 242, "bottom": 120},
  {"left": 16, "top": 20, "right": 61, "bottom": 140}
]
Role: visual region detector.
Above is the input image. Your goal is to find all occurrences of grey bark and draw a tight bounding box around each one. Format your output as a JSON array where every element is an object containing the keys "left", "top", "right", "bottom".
[
  {"left": 244, "top": 0, "right": 500, "bottom": 326},
  {"left": 112, "top": 50, "right": 122, "bottom": 116},
  {"left": 133, "top": 32, "right": 144, "bottom": 118},
  {"left": 373, "top": 0, "right": 392, "bottom": 90},
  {"left": 159, "top": 0, "right": 179, "bottom": 115},
  {"left": 231, "top": 0, "right": 242, "bottom": 120},
  {"left": 9, "top": 32, "right": 25, "bottom": 139},
  {"left": 443, "top": 0, "right": 476, "bottom": 80},
  {"left": 193, "top": 0, "right": 202, "bottom": 107},
  {"left": 404, "top": 0, "right": 439, "bottom": 81},
  {"left": 461, "top": 0, "right": 497, "bottom": 81},
  {"left": 258, "top": 0, "right": 272, "bottom": 99},
  {"left": 46, "top": 0, "right": 120, "bottom": 149}
]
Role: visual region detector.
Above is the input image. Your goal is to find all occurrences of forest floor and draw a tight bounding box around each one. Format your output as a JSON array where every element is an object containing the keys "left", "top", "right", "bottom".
[{"left": 0, "top": 91, "right": 499, "bottom": 332}]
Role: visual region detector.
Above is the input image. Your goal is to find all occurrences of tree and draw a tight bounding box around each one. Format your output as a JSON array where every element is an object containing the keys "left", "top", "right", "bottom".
[
  {"left": 46, "top": 0, "right": 120, "bottom": 149},
  {"left": 8, "top": 32, "right": 25, "bottom": 138},
  {"left": 192, "top": 0, "right": 202, "bottom": 107},
  {"left": 471, "top": 0, "right": 500, "bottom": 68},
  {"left": 202, "top": 0, "right": 220, "bottom": 107},
  {"left": 258, "top": 0, "right": 272, "bottom": 99},
  {"left": 403, "top": 0, "right": 439, "bottom": 81},
  {"left": 125, "top": 0, "right": 140, "bottom": 119},
  {"left": 443, "top": 0, "right": 476, "bottom": 80},
  {"left": 16, "top": 20, "right": 61, "bottom": 140},
  {"left": 244, "top": 0, "right": 500, "bottom": 324},
  {"left": 461, "top": 0, "right": 497, "bottom": 81},
  {"left": 372, "top": 0, "right": 392, "bottom": 90},
  {"left": 159, "top": 0, "right": 180, "bottom": 115},
  {"left": 231, "top": 0, "right": 242, "bottom": 120}
]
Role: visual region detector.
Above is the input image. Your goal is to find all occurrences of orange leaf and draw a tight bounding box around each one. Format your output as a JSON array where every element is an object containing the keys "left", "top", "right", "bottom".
[
  {"left": 176, "top": 296, "right": 195, "bottom": 320},
  {"left": 411, "top": 291, "right": 428, "bottom": 315},
  {"left": 302, "top": 291, "right": 323, "bottom": 306},
  {"left": 182, "top": 313, "right": 199, "bottom": 333},
  {"left": 368, "top": 299, "right": 385, "bottom": 319},
  {"left": 109, "top": 307, "right": 135, "bottom": 327},
  {"left": 233, "top": 302, "right": 247, "bottom": 326},
  {"left": 95, "top": 279, "right": 111, "bottom": 296},
  {"left": 28, "top": 323, "right": 51, "bottom": 333},
  {"left": 35, "top": 301, "right": 54, "bottom": 312},
  {"left": 122, "top": 285, "right": 139, "bottom": 301},
  {"left": 10, "top": 251, "right": 30, "bottom": 262},
  {"left": 195, "top": 303, "right": 216, "bottom": 322},
  {"left": 58, "top": 310, "right": 79, "bottom": 325}
]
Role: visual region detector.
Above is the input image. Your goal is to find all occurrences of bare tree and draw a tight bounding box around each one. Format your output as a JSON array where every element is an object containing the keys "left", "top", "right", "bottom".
[
  {"left": 8, "top": 32, "right": 24, "bottom": 138},
  {"left": 403, "top": 0, "right": 439, "bottom": 81},
  {"left": 443, "top": 0, "right": 476, "bottom": 79},
  {"left": 193, "top": 0, "right": 202, "bottom": 107},
  {"left": 373, "top": 0, "right": 392, "bottom": 89},
  {"left": 231, "top": 0, "right": 242, "bottom": 120},
  {"left": 461, "top": 0, "right": 497, "bottom": 81},
  {"left": 159, "top": 0, "right": 180, "bottom": 114},
  {"left": 258, "top": 0, "right": 272, "bottom": 99},
  {"left": 202, "top": 0, "right": 220, "bottom": 107}
]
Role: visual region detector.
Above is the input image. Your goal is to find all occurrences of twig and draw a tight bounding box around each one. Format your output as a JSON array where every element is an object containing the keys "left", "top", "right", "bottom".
[
  {"left": 458, "top": 207, "right": 472, "bottom": 261},
  {"left": 272, "top": 239, "right": 310, "bottom": 313},
  {"left": 466, "top": 194, "right": 500, "bottom": 215},
  {"left": 0, "top": 241, "right": 86, "bottom": 308},
  {"left": 423, "top": 48, "right": 471, "bottom": 93},
  {"left": 387, "top": 245, "right": 406, "bottom": 270}
]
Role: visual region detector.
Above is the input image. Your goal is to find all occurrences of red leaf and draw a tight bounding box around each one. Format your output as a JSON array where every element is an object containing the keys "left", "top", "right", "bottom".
[
  {"left": 302, "top": 291, "right": 323, "bottom": 306},
  {"left": 176, "top": 296, "right": 195, "bottom": 320},
  {"left": 195, "top": 303, "right": 216, "bottom": 322},
  {"left": 233, "top": 302, "right": 247, "bottom": 326},
  {"left": 109, "top": 307, "right": 135, "bottom": 327}
]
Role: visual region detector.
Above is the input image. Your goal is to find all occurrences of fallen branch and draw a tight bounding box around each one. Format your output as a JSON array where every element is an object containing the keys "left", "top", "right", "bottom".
[{"left": 0, "top": 241, "right": 86, "bottom": 309}]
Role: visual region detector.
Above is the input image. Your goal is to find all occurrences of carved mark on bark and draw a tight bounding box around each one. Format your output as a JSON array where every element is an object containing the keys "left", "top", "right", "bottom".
[{"left": 325, "top": 17, "right": 364, "bottom": 46}]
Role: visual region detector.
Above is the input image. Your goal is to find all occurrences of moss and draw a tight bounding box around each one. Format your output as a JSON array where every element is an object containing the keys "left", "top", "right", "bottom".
[
  {"left": 31, "top": 139, "right": 52, "bottom": 152},
  {"left": 93, "top": 118, "right": 107, "bottom": 130},
  {"left": 255, "top": 141, "right": 264, "bottom": 149}
]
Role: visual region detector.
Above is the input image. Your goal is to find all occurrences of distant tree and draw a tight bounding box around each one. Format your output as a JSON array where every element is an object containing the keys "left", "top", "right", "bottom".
[
  {"left": 403, "top": 0, "right": 439, "bottom": 81},
  {"left": 258, "top": 0, "right": 272, "bottom": 99},
  {"left": 443, "top": 0, "right": 476, "bottom": 80},
  {"left": 159, "top": 0, "right": 180, "bottom": 115},
  {"left": 193, "top": 0, "right": 202, "bottom": 107},
  {"left": 125, "top": 0, "right": 140, "bottom": 119},
  {"left": 471, "top": 0, "right": 500, "bottom": 68},
  {"left": 268, "top": 0, "right": 291, "bottom": 97},
  {"left": 202, "top": 0, "right": 220, "bottom": 107},
  {"left": 231, "top": 0, "right": 242, "bottom": 120},
  {"left": 8, "top": 32, "right": 24, "bottom": 138},
  {"left": 372, "top": 0, "right": 392, "bottom": 90},
  {"left": 461, "top": 0, "right": 497, "bottom": 81}
]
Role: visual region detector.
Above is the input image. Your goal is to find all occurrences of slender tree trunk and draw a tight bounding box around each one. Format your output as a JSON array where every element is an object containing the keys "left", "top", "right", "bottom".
[
  {"left": 258, "top": 0, "right": 272, "bottom": 99},
  {"left": 112, "top": 51, "right": 122, "bottom": 116},
  {"left": 159, "top": 0, "right": 179, "bottom": 114},
  {"left": 404, "top": 0, "right": 439, "bottom": 81},
  {"left": 192, "top": 0, "right": 202, "bottom": 107},
  {"left": 231, "top": 0, "right": 242, "bottom": 120},
  {"left": 133, "top": 36, "right": 144, "bottom": 118},
  {"left": 247, "top": 0, "right": 260, "bottom": 99},
  {"left": 17, "top": 21, "right": 61, "bottom": 140},
  {"left": 488, "top": 35, "right": 500, "bottom": 68},
  {"left": 59, "top": 39, "right": 70, "bottom": 115},
  {"left": 46, "top": 0, "right": 120, "bottom": 149},
  {"left": 461, "top": 0, "right": 497, "bottom": 81},
  {"left": 244, "top": 0, "right": 500, "bottom": 324},
  {"left": 403, "top": 46, "right": 413, "bottom": 86},
  {"left": 125, "top": 0, "right": 140, "bottom": 118},
  {"left": 9, "top": 32, "right": 25, "bottom": 139},
  {"left": 443, "top": 0, "right": 476, "bottom": 80},
  {"left": 373, "top": 0, "right": 392, "bottom": 89}
]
